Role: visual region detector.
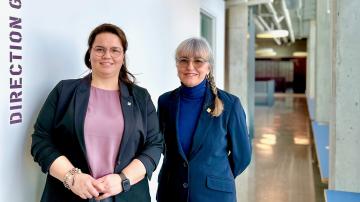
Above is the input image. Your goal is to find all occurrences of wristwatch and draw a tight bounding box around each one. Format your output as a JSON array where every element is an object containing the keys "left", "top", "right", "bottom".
[{"left": 119, "top": 172, "right": 131, "bottom": 192}]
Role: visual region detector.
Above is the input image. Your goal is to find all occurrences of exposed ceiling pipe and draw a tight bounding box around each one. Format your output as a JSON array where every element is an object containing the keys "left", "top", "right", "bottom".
[
  {"left": 226, "top": 0, "right": 273, "bottom": 8},
  {"left": 256, "top": 16, "right": 282, "bottom": 45},
  {"left": 253, "top": 16, "right": 265, "bottom": 33},
  {"left": 280, "top": 0, "right": 295, "bottom": 42},
  {"left": 295, "top": 0, "right": 303, "bottom": 38},
  {"left": 247, "top": 0, "right": 274, "bottom": 6},
  {"left": 264, "top": 2, "right": 288, "bottom": 43}
]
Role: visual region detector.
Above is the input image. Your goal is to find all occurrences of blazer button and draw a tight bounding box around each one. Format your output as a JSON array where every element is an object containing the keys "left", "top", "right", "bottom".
[
  {"left": 182, "top": 183, "right": 188, "bottom": 189},
  {"left": 183, "top": 162, "right": 187, "bottom": 167}
]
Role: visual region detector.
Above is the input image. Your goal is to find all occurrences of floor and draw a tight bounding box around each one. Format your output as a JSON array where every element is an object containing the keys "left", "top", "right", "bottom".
[{"left": 237, "top": 95, "right": 326, "bottom": 202}]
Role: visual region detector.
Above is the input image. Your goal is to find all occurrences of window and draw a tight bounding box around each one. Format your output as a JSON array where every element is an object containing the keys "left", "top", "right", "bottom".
[{"left": 201, "top": 11, "right": 215, "bottom": 49}]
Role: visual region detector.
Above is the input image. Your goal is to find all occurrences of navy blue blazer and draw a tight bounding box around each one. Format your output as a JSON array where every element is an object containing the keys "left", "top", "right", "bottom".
[
  {"left": 31, "top": 75, "right": 163, "bottom": 202},
  {"left": 156, "top": 84, "right": 251, "bottom": 202}
]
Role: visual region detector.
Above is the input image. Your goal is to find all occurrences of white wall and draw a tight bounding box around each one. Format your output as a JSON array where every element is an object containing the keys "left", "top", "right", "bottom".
[
  {"left": 1, "top": 0, "right": 225, "bottom": 201},
  {"left": 200, "top": 0, "right": 225, "bottom": 89}
]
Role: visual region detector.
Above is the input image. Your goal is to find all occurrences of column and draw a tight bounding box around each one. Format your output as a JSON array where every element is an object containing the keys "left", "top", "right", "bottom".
[
  {"left": 226, "top": 0, "right": 249, "bottom": 116},
  {"left": 315, "top": 0, "right": 331, "bottom": 123},
  {"left": 329, "top": 0, "right": 360, "bottom": 192},
  {"left": 247, "top": 8, "right": 255, "bottom": 139},
  {"left": 226, "top": 1, "right": 250, "bottom": 201},
  {"left": 306, "top": 20, "right": 316, "bottom": 99}
]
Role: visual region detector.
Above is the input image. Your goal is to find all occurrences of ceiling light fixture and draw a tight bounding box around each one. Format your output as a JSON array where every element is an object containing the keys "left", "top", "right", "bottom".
[
  {"left": 256, "top": 48, "right": 277, "bottom": 57},
  {"left": 256, "top": 30, "right": 289, "bottom": 38},
  {"left": 292, "top": 51, "right": 307, "bottom": 57},
  {"left": 256, "top": 48, "right": 274, "bottom": 54}
]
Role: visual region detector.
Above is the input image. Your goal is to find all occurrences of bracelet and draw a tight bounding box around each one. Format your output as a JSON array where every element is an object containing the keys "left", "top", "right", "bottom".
[{"left": 63, "top": 167, "right": 82, "bottom": 189}]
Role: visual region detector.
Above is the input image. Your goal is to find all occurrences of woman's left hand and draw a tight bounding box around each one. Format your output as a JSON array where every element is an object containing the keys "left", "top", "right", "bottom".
[{"left": 94, "top": 174, "right": 123, "bottom": 200}]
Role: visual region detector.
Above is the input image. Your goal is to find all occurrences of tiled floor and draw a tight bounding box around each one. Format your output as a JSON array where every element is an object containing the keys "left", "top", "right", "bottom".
[{"left": 237, "top": 95, "right": 326, "bottom": 202}]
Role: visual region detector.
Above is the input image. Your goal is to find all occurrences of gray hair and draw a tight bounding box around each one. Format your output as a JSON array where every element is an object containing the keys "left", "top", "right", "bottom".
[{"left": 175, "top": 37, "right": 223, "bottom": 117}]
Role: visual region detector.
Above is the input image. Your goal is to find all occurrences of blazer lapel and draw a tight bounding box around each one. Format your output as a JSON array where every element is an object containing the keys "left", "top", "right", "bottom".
[
  {"left": 74, "top": 77, "right": 91, "bottom": 159},
  {"left": 170, "top": 88, "right": 188, "bottom": 161},
  {"left": 189, "top": 88, "right": 214, "bottom": 159},
  {"left": 116, "top": 82, "right": 136, "bottom": 165}
]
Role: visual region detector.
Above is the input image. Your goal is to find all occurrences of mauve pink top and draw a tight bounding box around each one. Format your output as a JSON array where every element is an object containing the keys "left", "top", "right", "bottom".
[{"left": 84, "top": 86, "right": 124, "bottom": 179}]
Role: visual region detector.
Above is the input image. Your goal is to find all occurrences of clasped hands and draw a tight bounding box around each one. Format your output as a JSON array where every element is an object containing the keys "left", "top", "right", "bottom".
[{"left": 70, "top": 173, "right": 123, "bottom": 200}]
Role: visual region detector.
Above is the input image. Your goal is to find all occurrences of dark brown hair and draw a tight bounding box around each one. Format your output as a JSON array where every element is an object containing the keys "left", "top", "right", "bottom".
[{"left": 84, "top": 23, "right": 135, "bottom": 84}]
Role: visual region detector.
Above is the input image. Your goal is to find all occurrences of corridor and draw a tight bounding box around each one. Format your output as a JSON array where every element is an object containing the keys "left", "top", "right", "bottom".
[
  {"left": 242, "top": 95, "right": 325, "bottom": 202},
  {"left": 2, "top": 1, "right": 359, "bottom": 201}
]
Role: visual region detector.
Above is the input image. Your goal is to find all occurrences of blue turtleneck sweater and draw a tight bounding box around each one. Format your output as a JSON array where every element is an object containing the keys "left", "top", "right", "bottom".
[{"left": 178, "top": 79, "right": 207, "bottom": 157}]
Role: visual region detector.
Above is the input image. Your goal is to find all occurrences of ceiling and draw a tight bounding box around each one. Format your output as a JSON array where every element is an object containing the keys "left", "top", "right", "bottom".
[{"left": 252, "top": 0, "right": 316, "bottom": 45}]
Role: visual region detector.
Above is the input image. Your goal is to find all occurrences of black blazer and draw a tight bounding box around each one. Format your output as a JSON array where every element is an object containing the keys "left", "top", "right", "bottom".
[
  {"left": 157, "top": 84, "right": 251, "bottom": 202},
  {"left": 31, "top": 75, "right": 163, "bottom": 202}
]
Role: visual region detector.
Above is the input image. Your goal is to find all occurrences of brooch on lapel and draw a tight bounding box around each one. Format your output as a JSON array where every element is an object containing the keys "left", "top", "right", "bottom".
[{"left": 127, "top": 101, "right": 131, "bottom": 106}]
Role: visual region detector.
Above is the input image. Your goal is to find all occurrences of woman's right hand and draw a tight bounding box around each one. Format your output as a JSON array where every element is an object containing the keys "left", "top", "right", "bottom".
[{"left": 70, "top": 173, "right": 100, "bottom": 199}]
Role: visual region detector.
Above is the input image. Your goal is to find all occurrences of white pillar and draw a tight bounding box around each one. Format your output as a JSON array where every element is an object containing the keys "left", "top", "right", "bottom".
[
  {"left": 329, "top": 0, "right": 360, "bottom": 192},
  {"left": 315, "top": 0, "right": 331, "bottom": 123},
  {"left": 226, "top": 1, "right": 250, "bottom": 201},
  {"left": 247, "top": 8, "right": 256, "bottom": 139},
  {"left": 226, "top": 0, "right": 249, "bottom": 115},
  {"left": 306, "top": 20, "right": 316, "bottom": 99}
]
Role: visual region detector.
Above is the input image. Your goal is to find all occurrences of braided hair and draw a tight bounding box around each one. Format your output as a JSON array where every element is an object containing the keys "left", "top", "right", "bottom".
[{"left": 175, "top": 37, "right": 224, "bottom": 117}]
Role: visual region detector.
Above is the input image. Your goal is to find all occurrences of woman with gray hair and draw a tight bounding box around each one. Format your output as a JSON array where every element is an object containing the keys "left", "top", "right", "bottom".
[{"left": 156, "top": 37, "right": 252, "bottom": 202}]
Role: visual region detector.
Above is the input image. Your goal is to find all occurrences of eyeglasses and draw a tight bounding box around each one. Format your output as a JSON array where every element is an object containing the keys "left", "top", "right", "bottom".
[
  {"left": 176, "top": 57, "right": 208, "bottom": 68},
  {"left": 92, "top": 46, "right": 123, "bottom": 58}
]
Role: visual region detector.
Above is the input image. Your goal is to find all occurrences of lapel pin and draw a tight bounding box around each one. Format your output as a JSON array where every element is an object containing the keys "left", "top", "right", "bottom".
[
  {"left": 206, "top": 108, "right": 211, "bottom": 113},
  {"left": 127, "top": 101, "right": 131, "bottom": 106}
]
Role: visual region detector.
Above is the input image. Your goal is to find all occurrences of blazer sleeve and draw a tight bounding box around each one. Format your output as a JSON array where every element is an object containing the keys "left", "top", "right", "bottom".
[
  {"left": 227, "top": 97, "right": 252, "bottom": 177},
  {"left": 157, "top": 95, "right": 166, "bottom": 154},
  {"left": 31, "top": 81, "right": 63, "bottom": 173},
  {"left": 136, "top": 90, "right": 164, "bottom": 180}
]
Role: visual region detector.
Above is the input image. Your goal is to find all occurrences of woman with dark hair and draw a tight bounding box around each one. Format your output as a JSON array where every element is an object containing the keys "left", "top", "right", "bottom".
[
  {"left": 31, "top": 23, "right": 163, "bottom": 202},
  {"left": 156, "top": 37, "right": 252, "bottom": 202}
]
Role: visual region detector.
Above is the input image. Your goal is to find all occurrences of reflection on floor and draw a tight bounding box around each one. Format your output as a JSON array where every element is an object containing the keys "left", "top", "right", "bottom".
[{"left": 237, "top": 95, "right": 326, "bottom": 202}]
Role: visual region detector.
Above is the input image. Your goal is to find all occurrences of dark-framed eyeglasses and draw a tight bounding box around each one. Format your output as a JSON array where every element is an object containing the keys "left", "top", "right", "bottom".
[{"left": 92, "top": 46, "right": 123, "bottom": 58}]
